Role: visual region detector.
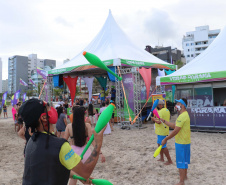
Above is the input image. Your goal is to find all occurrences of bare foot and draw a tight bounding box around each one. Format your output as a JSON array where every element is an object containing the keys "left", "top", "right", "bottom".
[
  {"left": 157, "top": 159, "right": 164, "bottom": 162},
  {"left": 164, "top": 161, "right": 173, "bottom": 165},
  {"left": 175, "top": 182, "right": 184, "bottom": 185}
]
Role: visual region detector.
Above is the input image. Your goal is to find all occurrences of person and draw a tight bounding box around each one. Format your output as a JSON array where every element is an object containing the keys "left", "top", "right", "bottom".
[
  {"left": 160, "top": 98, "right": 191, "bottom": 185},
  {"left": 84, "top": 99, "right": 88, "bottom": 107},
  {"left": 12, "top": 105, "right": 17, "bottom": 122},
  {"left": 79, "top": 98, "right": 84, "bottom": 106},
  {"left": 19, "top": 98, "right": 105, "bottom": 185},
  {"left": 110, "top": 86, "right": 116, "bottom": 102},
  {"left": 100, "top": 102, "right": 112, "bottom": 135},
  {"left": 3, "top": 104, "right": 8, "bottom": 118},
  {"left": 88, "top": 103, "right": 95, "bottom": 127},
  {"left": 151, "top": 99, "right": 172, "bottom": 165},
  {"left": 223, "top": 99, "right": 226, "bottom": 106},
  {"left": 64, "top": 100, "right": 69, "bottom": 112},
  {"left": 14, "top": 113, "right": 19, "bottom": 132},
  {"left": 56, "top": 108, "right": 68, "bottom": 138},
  {"left": 94, "top": 109, "right": 100, "bottom": 127},
  {"left": 0, "top": 104, "right": 2, "bottom": 118},
  {"left": 64, "top": 106, "right": 106, "bottom": 185},
  {"left": 100, "top": 88, "right": 105, "bottom": 104},
  {"left": 75, "top": 99, "right": 80, "bottom": 105}
]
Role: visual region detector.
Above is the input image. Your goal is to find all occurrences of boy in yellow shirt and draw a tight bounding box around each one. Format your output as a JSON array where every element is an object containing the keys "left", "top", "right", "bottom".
[
  {"left": 160, "top": 98, "right": 191, "bottom": 185},
  {"left": 152, "top": 99, "right": 173, "bottom": 165}
]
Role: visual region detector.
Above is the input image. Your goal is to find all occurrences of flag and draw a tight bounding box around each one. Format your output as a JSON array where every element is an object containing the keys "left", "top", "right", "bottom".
[
  {"left": 23, "top": 93, "right": 26, "bottom": 102},
  {"left": 37, "top": 67, "right": 47, "bottom": 79},
  {"left": 2, "top": 91, "right": 8, "bottom": 106},
  {"left": 13, "top": 90, "right": 21, "bottom": 105},
  {"left": 29, "top": 78, "right": 37, "bottom": 87},
  {"left": 20, "top": 78, "right": 28, "bottom": 86},
  {"left": 11, "top": 95, "right": 14, "bottom": 106}
]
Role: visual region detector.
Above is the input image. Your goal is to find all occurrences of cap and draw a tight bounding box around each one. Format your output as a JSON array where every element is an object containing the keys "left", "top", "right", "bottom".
[
  {"left": 158, "top": 99, "right": 165, "bottom": 105},
  {"left": 19, "top": 98, "right": 45, "bottom": 127},
  {"left": 175, "top": 99, "right": 187, "bottom": 108}
]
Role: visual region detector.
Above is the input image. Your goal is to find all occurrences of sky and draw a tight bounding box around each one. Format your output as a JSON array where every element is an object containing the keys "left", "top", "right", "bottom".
[{"left": 1, "top": 0, "right": 226, "bottom": 80}]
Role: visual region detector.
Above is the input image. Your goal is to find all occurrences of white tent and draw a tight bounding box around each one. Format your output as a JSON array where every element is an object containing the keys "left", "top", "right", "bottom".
[
  {"left": 160, "top": 26, "right": 226, "bottom": 85},
  {"left": 49, "top": 10, "right": 175, "bottom": 75}
]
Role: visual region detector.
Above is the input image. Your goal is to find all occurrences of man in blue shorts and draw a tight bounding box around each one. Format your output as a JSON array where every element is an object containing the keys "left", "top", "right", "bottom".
[
  {"left": 152, "top": 99, "right": 172, "bottom": 165},
  {"left": 160, "top": 98, "right": 191, "bottom": 185}
]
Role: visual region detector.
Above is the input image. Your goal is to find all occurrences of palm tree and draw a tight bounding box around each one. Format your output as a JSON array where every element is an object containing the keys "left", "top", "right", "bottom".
[{"left": 175, "top": 60, "right": 184, "bottom": 69}]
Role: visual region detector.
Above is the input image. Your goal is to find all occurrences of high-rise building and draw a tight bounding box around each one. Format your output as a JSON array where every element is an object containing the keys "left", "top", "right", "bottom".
[
  {"left": 8, "top": 54, "right": 56, "bottom": 94},
  {"left": 145, "top": 45, "right": 184, "bottom": 65},
  {"left": 8, "top": 56, "right": 28, "bottom": 94},
  {"left": 2, "top": 79, "right": 8, "bottom": 93},
  {"left": 0, "top": 58, "right": 2, "bottom": 93},
  {"left": 182, "top": 25, "right": 220, "bottom": 63}
]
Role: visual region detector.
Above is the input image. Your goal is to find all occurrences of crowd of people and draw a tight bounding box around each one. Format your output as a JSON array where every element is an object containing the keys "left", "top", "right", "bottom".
[{"left": 8, "top": 82, "right": 191, "bottom": 185}]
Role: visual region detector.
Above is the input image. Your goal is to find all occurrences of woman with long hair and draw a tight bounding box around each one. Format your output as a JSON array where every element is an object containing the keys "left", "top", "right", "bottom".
[
  {"left": 64, "top": 106, "right": 105, "bottom": 185},
  {"left": 88, "top": 103, "right": 95, "bottom": 127}
]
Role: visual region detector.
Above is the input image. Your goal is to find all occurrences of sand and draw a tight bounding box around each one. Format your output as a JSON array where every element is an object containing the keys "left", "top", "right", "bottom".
[{"left": 0, "top": 106, "right": 226, "bottom": 185}]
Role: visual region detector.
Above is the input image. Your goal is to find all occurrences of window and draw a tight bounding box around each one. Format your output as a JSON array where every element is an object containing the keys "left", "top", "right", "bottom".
[
  {"left": 203, "top": 41, "right": 208, "bottom": 44},
  {"left": 195, "top": 42, "right": 201, "bottom": 45},
  {"left": 187, "top": 55, "right": 190, "bottom": 57},
  {"left": 191, "top": 43, "right": 194, "bottom": 46},
  {"left": 209, "top": 35, "right": 217, "bottom": 39},
  {"left": 191, "top": 54, "right": 194, "bottom": 57},
  {"left": 186, "top": 43, "right": 189, "bottom": 46},
  {"left": 188, "top": 49, "right": 190, "bottom": 52},
  {"left": 213, "top": 87, "right": 226, "bottom": 106}
]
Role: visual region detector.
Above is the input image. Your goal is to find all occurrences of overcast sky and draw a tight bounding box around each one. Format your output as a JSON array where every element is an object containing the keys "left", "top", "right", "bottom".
[{"left": 1, "top": 0, "right": 226, "bottom": 80}]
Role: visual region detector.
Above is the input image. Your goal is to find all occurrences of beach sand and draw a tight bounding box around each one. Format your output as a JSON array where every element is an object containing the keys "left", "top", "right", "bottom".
[{"left": 0, "top": 106, "right": 226, "bottom": 185}]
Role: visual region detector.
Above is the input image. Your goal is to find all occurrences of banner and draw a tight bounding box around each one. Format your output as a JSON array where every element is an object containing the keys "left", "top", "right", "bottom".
[
  {"left": 2, "top": 91, "right": 8, "bottom": 106},
  {"left": 20, "top": 78, "right": 28, "bottom": 86},
  {"left": 37, "top": 67, "right": 47, "bottom": 79},
  {"left": 139, "top": 67, "right": 152, "bottom": 100},
  {"left": 82, "top": 77, "right": 94, "bottom": 103},
  {"left": 23, "top": 93, "right": 26, "bottom": 102},
  {"left": 63, "top": 76, "right": 78, "bottom": 103},
  {"left": 13, "top": 90, "right": 21, "bottom": 105},
  {"left": 152, "top": 94, "right": 167, "bottom": 107},
  {"left": 95, "top": 76, "right": 107, "bottom": 89},
  {"left": 160, "top": 70, "right": 226, "bottom": 85},
  {"left": 122, "top": 73, "right": 135, "bottom": 120},
  {"left": 11, "top": 95, "right": 14, "bottom": 106},
  {"left": 29, "top": 78, "right": 37, "bottom": 87}
]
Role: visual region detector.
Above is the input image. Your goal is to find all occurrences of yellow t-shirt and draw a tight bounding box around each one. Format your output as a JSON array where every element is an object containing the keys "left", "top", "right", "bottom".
[
  {"left": 41, "top": 131, "right": 81, "bottom": 170},
  {"left": 155, "top": 108, "right": 170, "bottom": 136},
  {"left": 59, "top": 142, "right": 81, "bottom": 170},
  {"left": 175, "top": 111, "right": 191, "bottom": 144}
]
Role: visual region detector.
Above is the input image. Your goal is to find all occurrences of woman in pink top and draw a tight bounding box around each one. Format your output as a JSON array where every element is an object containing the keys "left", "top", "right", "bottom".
[{"left": 64, "top": 106, "right": 105, "bottom": 185}]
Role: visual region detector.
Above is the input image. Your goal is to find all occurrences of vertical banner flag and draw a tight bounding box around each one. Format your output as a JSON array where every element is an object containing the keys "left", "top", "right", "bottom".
[
  {"left": 20, "top": 78, "right": 28, "bottom": 86},
  {"left": 2, "top": 91, "right": 8, "bottom": 106},
  {"left": 82, "top": 77, "right": 94, "bottom": 103},
  {"left": 37, "top": 67, "right": 47, "bottom": 79},
  {"left": 23, "top": 93, "right": 27, "bottom": 102},
  {"left": 29, "top": 78, "right": 37, "bottom": 87},
  {"left": 13, "top": 90, "right": 21, "bottom": 105},
  {"left": 11, "top": 95, "right": 14, "bottom": 106},
  {"left": 139, "top": 67, "right": 152, "bottom": 100}
]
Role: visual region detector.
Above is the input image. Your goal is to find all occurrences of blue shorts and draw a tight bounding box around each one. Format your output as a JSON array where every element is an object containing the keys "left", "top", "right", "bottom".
[
  {"left": 100, "top": 97, "right": 105, "bottom": 101},
  {"left": 157, "top": 135, "right": 167, "bottom": 149},
  {"left": 175, "top": 143, "right": 191, "bottom": 169}
]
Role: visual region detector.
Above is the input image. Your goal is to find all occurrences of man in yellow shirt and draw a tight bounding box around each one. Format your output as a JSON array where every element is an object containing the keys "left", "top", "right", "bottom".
[
  {"left": 160, "top": 98, "right": 191, "bottom": 185},
  {"left": 20, "top": 99, "right": 104, "bottom": 185},
  {"left": 151, "top": 99, "right": 173, "bottom": 165}
]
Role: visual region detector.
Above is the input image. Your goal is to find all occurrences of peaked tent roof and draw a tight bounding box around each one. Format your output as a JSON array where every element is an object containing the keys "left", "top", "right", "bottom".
[
  {"left": 49, "top": 10, "right": 175, "bottom": 76},
  {"left": 160, "top": 26, "right": 226, "bottom": 85}
]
